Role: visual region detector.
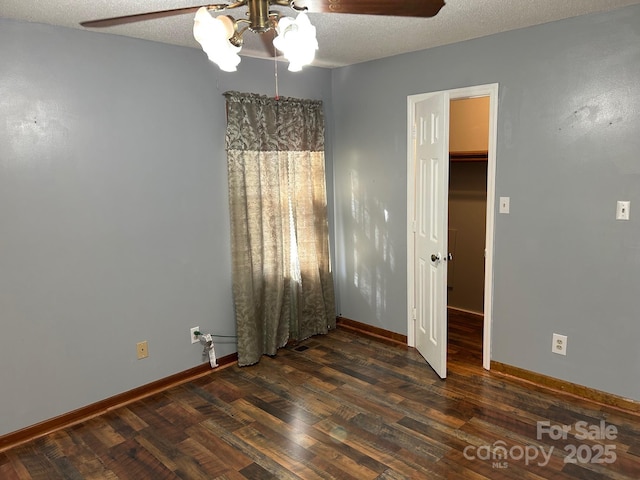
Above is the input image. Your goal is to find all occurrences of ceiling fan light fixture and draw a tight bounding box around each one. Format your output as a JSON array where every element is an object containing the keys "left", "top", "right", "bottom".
[
  {"left": 273, "top": 13, "right": 318, "bottom": 72},
  {"left": 81, "top": 1, "right": 447, "bottom": 73},
  {"left": 193, "top": 7, "right": 241, "bottom": 72}
]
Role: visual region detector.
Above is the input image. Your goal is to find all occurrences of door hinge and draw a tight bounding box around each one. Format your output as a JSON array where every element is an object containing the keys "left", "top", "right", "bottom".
[
  {"left": 412, "top": 124, "right": 417, "bottom": 139},
  {"left": 412, "top": 308, "right": 417, "bottom": 320}
]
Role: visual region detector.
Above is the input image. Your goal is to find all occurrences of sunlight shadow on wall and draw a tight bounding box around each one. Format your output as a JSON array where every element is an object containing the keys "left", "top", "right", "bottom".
[{"left": 349, "top": 168, "right": 395, "bottom": 321}]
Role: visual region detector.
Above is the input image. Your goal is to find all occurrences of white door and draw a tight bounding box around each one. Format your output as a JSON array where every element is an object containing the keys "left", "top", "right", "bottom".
[
  {"left": 412, "top": 93, "right": 449, "bottom": 378},
  {"left": 409, "top": 84, "right": 498, "bottom": 373}
]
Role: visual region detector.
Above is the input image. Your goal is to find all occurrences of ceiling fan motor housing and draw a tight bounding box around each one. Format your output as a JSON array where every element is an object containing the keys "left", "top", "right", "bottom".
[{"left": 248, "top": 0, "right": 274, "bottom": 32}]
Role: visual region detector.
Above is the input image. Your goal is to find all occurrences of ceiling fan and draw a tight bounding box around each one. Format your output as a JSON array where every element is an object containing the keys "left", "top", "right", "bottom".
[{"left": 81, "top": 0, "right": 446, "bottom": 72}]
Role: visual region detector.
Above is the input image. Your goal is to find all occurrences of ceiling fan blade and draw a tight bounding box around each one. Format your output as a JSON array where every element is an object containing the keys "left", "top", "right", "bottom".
[
  {"left": 80, "top": 5, "right": 222, "bottom": 28},
  {"left": 294, "top": 0, "right": 445, "bottom": 17}
]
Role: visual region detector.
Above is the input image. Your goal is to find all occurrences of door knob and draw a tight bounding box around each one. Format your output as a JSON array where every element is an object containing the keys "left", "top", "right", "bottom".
[{"left": 431, "top": 253, "right": 440, "bottom": 262}]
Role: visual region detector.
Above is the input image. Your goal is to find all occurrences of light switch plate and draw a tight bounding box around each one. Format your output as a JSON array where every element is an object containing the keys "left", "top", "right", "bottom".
[
  {"left": 499, "top": 197, "right": 510, "bottom": 214},
  {"left": 616, "top": 201, "right": 630, "bottom": 220}
]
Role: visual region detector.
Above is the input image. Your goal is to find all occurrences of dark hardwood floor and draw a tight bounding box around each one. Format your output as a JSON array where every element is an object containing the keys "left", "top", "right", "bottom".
[{"left": 2, "top": 311, "right": 639, "bottom": 479}]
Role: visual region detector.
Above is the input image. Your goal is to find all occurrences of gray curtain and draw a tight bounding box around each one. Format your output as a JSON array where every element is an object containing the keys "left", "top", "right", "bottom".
[{"left": 224, "top": 91, "right": 335, "bottom": 366}]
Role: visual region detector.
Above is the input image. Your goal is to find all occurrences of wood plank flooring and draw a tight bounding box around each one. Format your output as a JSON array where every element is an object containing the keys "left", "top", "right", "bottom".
[{"left": 2, "top": 311, "right": 639, "bottom": 479}]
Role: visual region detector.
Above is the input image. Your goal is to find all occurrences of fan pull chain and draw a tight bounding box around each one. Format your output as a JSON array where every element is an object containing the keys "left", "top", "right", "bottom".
[{"left": 274, "top": 43, "right": 279, "bottom": 100}]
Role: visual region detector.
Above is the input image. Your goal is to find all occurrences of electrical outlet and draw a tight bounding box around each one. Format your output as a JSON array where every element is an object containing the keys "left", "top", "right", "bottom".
[
  {"left": 190, "top": 326, "right": 200, "bottom": 344},
  {"left": 136, "top": 341, "right": 149, "bottom": 359},
  {"left": 552, "top": 333, "right": 567, "bottom": 356}
]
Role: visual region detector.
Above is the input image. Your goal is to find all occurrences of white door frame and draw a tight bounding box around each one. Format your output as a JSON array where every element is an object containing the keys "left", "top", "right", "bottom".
[{"left": 407, "top": 83, "right": 498, "bottom": 371}]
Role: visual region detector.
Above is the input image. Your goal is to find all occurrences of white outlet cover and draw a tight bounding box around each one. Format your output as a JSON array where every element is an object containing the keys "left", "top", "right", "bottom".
[
  {"left": 190, "top": 326, "right": 200, "bottom": 344},
  {"left": 552, "top": 333, "right": 567, "bottom": 356}
]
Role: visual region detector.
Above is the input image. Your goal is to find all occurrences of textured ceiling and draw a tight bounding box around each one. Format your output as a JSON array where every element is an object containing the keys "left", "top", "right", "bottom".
[{"left": 3, "top": 0, "right": 640, "bottom": 67}]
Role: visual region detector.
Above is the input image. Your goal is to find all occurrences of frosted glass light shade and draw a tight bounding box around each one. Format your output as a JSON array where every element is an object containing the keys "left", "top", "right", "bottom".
[
  {"left": 273, "top": 13, "right": 318, "bottom": 72},
  {"left": 193, "top": 7, "right": 241, "bottom": 72}
]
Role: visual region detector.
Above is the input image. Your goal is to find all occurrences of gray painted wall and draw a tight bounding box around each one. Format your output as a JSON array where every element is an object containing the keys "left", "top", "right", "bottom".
[
  {"left": 2, "top": 3, "right": 638, "bottom": 437},
  {"left": 331, "top": 5, "right": 640, "bottom": 400},
  {"left": 0, "top": 19, "right": 331, "bottom": 436}
]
